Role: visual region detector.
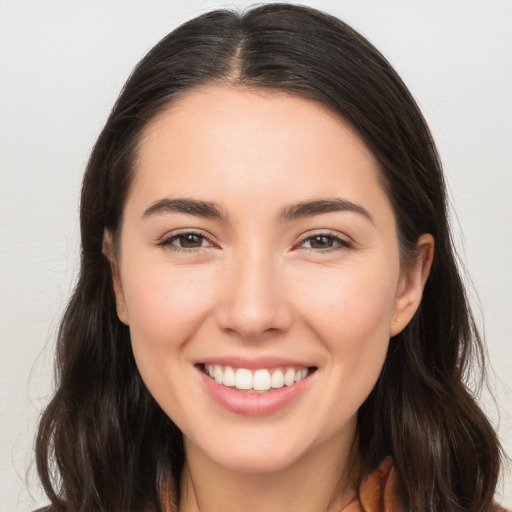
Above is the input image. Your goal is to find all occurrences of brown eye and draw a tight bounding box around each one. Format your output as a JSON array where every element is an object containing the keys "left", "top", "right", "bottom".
[
  {"left": 159, "top": 231, "right": 213, "bottom": 250},
  {"left": 175, "top": 234, "right": 205, "bottom": 248},
  {"left": 308, "top": 235, "right": 334, "bottom": 249},
  {"left": 300, "top": 234, "right": 350, "bottom": 251}
]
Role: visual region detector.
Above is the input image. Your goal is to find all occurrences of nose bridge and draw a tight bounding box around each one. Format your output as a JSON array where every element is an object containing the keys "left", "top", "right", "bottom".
[{"left": 216, "top": 244, "right": 291, "bottom": 338}]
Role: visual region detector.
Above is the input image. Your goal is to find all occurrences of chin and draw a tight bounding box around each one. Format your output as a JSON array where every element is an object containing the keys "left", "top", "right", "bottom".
[
  {"left": 185, "top": 425, "right": 316, "bottom": 475},
  {"left": 210, "top": 446, "right": 304, "bottom": 475}
]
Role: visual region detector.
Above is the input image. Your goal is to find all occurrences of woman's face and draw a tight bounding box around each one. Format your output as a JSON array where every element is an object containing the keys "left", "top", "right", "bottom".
[{"left": 108, "top": 86, "right": 430, "bottom": 475}]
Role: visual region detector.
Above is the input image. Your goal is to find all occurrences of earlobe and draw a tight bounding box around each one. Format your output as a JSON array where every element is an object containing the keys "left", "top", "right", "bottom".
[
  {"left": 102, "top": 230, "right": 129, "bottom": 326},
  {"left": 390, "top": 234, "right": 434, "bottom": 337}
]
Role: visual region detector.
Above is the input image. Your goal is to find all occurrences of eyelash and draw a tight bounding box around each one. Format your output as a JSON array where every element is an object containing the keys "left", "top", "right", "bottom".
[
  {"left": 157, "top": 230, "right": 351, "bottom": 254},
  {"left": 157, "top": 230, "right": 215, "bottom": 252},
  {"left": 295, "top": 232, "right": 351, "bottom": 254}
]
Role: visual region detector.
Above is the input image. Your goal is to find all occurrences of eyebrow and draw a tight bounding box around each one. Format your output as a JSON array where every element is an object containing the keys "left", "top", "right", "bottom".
[
  {"left": 280, "top": 198, "right": 374, "bottom": 224},
  {"left": 142, "top": 198, "right": 227, "bottom": 221},
  {"left": 142, "top": 196, "right": 373, "bottom": 224}
]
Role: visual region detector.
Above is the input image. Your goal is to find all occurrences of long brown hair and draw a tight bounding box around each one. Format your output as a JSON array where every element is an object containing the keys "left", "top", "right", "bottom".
[{"left": 36, "top": 4, "right": 502, "bottom": 511}]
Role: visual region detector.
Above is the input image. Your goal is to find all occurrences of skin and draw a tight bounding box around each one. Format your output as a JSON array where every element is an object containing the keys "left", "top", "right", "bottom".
[{"left": 104, "top": 85, "right": 434, "bottom": 512}]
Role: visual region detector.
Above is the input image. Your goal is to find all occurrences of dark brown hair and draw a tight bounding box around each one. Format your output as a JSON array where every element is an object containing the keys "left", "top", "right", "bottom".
[{"left": 36, "top": 4, "right": 502, "bottom": 512}]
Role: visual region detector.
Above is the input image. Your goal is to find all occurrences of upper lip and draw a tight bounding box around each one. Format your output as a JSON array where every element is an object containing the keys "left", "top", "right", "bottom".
[{"left": 196, "top": 356, "right": 315, "bottom": 370}]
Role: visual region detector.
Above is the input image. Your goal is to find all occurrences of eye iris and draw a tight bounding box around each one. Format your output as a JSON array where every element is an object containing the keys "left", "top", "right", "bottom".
[
  {"left": 309, "top": 235, "right": 333, "bottom": 249},
  {"left": 178, "top": 234, "right": 203, "bottom": 248}
]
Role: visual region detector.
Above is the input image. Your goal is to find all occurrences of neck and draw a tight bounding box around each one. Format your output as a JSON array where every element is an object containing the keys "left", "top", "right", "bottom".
[{"left": 178, "top": 437, "right": 358, "bottom": 512}]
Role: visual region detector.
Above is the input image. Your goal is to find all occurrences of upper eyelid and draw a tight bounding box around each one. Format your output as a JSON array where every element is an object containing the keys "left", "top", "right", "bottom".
[
  {"left": 296, "top": 229, "right": 351, "bottom": 243},
  {"left": 158, "top": 228, "right": 216, "bottom": 246},
  {"left": 159, "top": 227, "right": 210, "bottom": 238}
]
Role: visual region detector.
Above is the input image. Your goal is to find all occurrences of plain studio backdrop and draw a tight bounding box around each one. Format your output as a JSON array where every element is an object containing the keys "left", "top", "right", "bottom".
[{"left": 0, "top": 1, "right": 510, "bottom": 510}]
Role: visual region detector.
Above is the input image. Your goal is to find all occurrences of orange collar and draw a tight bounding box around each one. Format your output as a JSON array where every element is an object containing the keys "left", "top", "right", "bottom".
[{"left": 342, "top": 458, "right": 401, "bottom": 511}]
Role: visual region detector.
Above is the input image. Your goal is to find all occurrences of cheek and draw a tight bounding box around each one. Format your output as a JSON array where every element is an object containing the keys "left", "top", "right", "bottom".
[
  {"left": 121, "top": 264, "right": 216, "bottom": 355},
  {"left": 293, "top": 263, "right": 398, "bottom": 342},
  {"left": 292, "top": 262, "right": 397, "bottom": 392},
  {"left": 297, "top": 267, "right": 396, "bottom": 413},
  {"left": 121, "top": 264, "right": 219, "bottom": 423}
]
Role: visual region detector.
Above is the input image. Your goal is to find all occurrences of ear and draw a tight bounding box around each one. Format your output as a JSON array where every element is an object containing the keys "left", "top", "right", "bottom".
[
  {"left": 390, "top": 234, "right": 434, "bottom": 337},
  {"left": 102, "top": 230, "right": 129, "bottom": 325}
]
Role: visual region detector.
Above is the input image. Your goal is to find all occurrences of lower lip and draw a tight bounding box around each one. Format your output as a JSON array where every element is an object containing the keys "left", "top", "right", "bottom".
[{"left": 198, "top": 368, "right": 313, "bottom": 416}]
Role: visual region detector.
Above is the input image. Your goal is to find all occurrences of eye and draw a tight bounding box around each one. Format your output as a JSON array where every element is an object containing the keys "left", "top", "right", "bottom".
[
  {"left": 158, "top": 231, "right": 213, "bottom": 251},
  {"left": 299, "top": 233, "right": 350, "bottom": 252}
]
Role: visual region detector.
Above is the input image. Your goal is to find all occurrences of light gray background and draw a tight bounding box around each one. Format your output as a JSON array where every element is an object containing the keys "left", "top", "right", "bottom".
[{"left": 1, "top": 1, "right": 510, "bottom": 510}]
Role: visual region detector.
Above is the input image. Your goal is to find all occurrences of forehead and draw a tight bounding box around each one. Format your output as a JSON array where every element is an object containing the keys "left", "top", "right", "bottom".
[
  {"left": 121, "top": 85, "right": 396, "bottom": 232},
  {"left": 146, "top": 85, "right": 352, "bottom": 134},
  {"left": 135, "top": 85, "right": 380, "bottom": 186}
]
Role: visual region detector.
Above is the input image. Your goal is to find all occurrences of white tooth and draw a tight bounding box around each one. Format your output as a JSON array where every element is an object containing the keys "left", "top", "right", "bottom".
[
  {"left": 301, "top": 368, "right": 308, "bottom": 379},
  {"left": 235, "top": 368, "right": 253, "bottom": 390},
  {"left": 271, "top": 369, "right": 284, "bottom": 388},
  {"left": 222, "top": 366, "right": 235, "bottom": 387},
  {"left": 213, "top": 364, "right": 223, "bottom": 384},
  {"left": 284, "top": 368, "right": 295, "bottom": 386},
  {"left": 294, "top": 369, "right": 302, "bottom": 382},
  {"left": 253, "top": 369, "right": 271, "bottom": 391},
  {"left": 207, "top": 364, "right": 215, "bottom": 378}
]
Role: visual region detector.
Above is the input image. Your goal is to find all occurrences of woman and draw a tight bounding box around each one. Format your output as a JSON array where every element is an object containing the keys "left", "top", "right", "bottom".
[{"left": 35, "top": 4, "right": 505, "bottom": 512}]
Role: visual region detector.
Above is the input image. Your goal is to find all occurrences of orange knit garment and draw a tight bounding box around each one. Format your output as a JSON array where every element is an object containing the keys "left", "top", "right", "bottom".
[{"left": 342, "top": 458, "right": 401, "bottom": 512}]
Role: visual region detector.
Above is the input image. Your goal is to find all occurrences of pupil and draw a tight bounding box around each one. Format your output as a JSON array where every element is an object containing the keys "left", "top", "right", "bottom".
[
  {"left": 181, "top": 234, "right": 202, "bottom": 247},
  {"left": 311, "top": 235, "right": 331, "bottom": 248}
]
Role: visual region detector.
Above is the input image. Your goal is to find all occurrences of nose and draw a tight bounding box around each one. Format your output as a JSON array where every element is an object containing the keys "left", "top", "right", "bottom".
[{"left": 214, "top": 249, "right": 293, "bottom": 339}]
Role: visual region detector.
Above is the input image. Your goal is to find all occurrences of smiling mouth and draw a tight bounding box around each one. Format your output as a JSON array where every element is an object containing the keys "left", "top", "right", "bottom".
[{"left": 200, "top": 364, "right": 317, "bottom": 393}]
